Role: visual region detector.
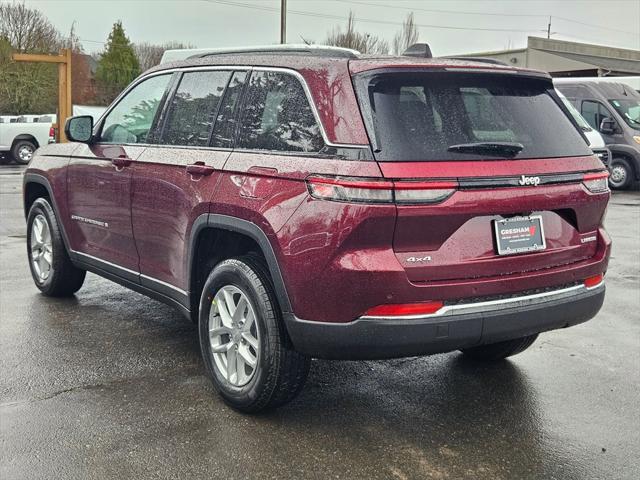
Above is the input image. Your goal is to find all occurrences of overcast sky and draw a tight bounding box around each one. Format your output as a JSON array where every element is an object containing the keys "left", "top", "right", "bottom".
[{"left": 13, "top": 0, "right": 640, "bottom": 55}]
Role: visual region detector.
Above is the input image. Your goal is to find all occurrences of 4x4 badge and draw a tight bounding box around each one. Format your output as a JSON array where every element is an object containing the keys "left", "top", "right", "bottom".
[
  {"left": 519, "top": 175, "right": 541, "bottom": 186},
  {"left": 406, "top": 256, "right": 432, "bottom": 263}
]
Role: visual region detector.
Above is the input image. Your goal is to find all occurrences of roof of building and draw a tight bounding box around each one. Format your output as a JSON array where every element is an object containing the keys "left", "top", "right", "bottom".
[
  {"left": 549, "top": 51, "right": 640, "bottom": 74},
  {"left": 455, "top": 37, "right": 640, "bottom": 75}
]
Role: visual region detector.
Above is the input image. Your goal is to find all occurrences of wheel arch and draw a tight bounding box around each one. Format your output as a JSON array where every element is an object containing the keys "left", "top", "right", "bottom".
[
  {"left": 188, "top": 214, "right": 292, "bottom": 323},
  {"left": 23, "top": 173, "right": 72, "bottom": 253},
  {"left": 12, "top": 134, "right": 39, "bottom": 150}
]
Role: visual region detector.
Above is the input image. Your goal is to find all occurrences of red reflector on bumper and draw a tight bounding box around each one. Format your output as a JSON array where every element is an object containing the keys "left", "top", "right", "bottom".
[
  {"left": 364, "top": 301, "right": 444, "bottom": 317},
  {"left": 584, "top": 273, "right": 604, "bottom": 288}
]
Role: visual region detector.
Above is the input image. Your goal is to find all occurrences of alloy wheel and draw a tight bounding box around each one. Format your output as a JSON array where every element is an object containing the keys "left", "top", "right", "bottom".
[
  {"left": 208, "top": 285, "right": 260, "bottom": 387},
  {"left": 18, "top": 145, "right": 34, "bottom": 163},
  {"left": 30, "top": 214, "right": 53, "bottom": 281}
]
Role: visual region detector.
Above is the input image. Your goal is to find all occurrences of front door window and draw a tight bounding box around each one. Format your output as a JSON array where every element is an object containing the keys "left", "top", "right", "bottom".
[{"left": 100, "top": 74, "right": 171, "bottom": 144}]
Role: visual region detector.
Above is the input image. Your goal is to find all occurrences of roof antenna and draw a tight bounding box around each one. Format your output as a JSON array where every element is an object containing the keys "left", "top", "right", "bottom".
[
  {"left": 402, "top": 43, "right": 432, "bottom": 58},
  {"left": 299, "top": 35, "right": 312, "bottom": 46}
]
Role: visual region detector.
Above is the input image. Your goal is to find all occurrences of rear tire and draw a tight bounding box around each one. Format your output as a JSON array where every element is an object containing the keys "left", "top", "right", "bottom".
[
  {"left": 609, "top": 157, "right": 633, "bottom": 190},
  {"left": 198, "top": 255, "right": 310, "bottom": 413},
  {"left": 11, "top": 140, "right": 36, "bottom": 165},
  {"left": 460, "top": 334, "right": 538, "bottom": 361},
  {"left": 27, "top": 198, "right": 86, "bottom": 296}
]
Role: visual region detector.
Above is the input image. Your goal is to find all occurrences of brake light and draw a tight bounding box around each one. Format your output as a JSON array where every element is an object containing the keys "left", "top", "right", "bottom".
[
  {"left": 394, "top": 181, "right": 458, "bottom": 204},
  {"left": 306, "top": 176, "right": 393, "bottom": 203},
  {"left": 584, "top": 273, "right": 604, "bottom": 288},
  {"left": 364, "top": 301, "right": 444, "bottom": 317},
  {"left": 306, "top": 175, "right": 457, "bottom": 204},
  {"left": 582, "top": 172, "right": 609, "bottom": 193}
]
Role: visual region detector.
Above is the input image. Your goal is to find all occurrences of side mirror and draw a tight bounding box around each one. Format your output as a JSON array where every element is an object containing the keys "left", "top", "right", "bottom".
[
  {"left": 599, "top": 117, "right": 616, "bottom": 135},
  {"left": 64, "top": 115, "right": 93, "bottom": 143}
]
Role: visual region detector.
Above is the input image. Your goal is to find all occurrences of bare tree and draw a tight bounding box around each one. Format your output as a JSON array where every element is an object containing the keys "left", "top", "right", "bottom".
[
  {"left": 66, "top": 21, "right": 84, "bottom": 53},
  {"left": 134, "top": 41, "right": 195, "bottom": 71},
  {"left": 392, "top": 13, "right": 419, "bottom": 55},
  {"left": 0, "top": 3, "right": 61, "bottom": 114},
  {"left": 0, "top": 2, "right": 61, "bottom": 53},
  {"left": 325, "top": 12, "right": 389, "bottom": 55}
]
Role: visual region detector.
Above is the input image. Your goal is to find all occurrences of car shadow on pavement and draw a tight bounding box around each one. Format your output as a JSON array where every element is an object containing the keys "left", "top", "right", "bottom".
[{"left": 251, "top": 355, "right": 586, "bottom": 479}]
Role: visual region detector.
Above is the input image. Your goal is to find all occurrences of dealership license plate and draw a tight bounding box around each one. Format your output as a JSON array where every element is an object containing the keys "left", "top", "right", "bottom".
[{"left": 494, "top": 215, "right": 546, "bottom": 255}]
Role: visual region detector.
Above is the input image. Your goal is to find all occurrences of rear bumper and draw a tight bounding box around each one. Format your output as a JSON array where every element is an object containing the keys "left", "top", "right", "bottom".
[{"left": 285, "top": 282, "right": 605, "bottom": 359}]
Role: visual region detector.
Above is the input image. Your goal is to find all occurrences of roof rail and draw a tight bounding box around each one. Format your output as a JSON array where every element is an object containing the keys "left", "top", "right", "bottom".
[{"left": 160, "top": 44, "right": 360, "bottom": 64}]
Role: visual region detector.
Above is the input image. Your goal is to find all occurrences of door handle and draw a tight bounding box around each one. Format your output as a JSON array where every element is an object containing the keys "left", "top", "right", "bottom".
[
  {"left": 186, "top": 163, "right": 215, "bottom": 176},
  {"left": 112, "top": 157, "right": 132, "bottom": 168}
]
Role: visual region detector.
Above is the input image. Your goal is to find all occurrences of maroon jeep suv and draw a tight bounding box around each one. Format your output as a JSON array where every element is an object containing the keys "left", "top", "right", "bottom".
[{"left": 23, "top": 45, "right": 610, "bottom": 412}]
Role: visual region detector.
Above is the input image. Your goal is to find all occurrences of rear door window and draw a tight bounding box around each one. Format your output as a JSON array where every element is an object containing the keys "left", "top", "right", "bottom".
[
  {"left": 355, "top": 71, "right": 591, "bottom": 161},
  {"left": 237, "top": 71, "right": 324, "bottom": 153},
  {"left": 160, "top": 70, "right": 231, "bottom": 147},
  {"left": 211, "top": 71, "right": 247, "bottom": 148}
]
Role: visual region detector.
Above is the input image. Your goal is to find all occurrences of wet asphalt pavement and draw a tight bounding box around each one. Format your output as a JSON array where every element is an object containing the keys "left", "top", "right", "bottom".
[{"left": 1, "top": 164, "right": 639, "bottom": 480}]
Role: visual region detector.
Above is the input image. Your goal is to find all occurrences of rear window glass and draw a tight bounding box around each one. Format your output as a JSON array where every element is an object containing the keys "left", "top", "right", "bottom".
[
  {"left": 237, "top": 71, "right": 324, "bottom": 153},
  {"left": 356, "top": 71, "right": 591, "bottom": 161}
]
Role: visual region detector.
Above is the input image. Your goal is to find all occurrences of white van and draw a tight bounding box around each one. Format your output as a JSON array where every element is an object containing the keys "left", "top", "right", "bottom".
[{"left": 556, "top": 89, "right": 610, "bottom": 168}]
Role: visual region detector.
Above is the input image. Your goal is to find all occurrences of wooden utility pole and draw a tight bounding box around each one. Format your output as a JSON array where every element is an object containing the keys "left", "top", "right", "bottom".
[
  {"left": 280, "top": 0, "right": 287, "bottom": 44},
  {"left": 12, "top": 48, "right": 72, "bottom": 142}
]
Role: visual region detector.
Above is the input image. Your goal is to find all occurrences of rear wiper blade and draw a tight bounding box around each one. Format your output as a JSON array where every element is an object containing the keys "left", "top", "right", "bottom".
[{"left": 447, "top": 142, "right": 524, "bottom": 155}]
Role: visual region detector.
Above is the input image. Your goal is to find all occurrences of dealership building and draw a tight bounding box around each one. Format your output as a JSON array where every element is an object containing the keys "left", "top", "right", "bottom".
[{"left": 455, "top": 36, "right": 640, "bottom": 77}]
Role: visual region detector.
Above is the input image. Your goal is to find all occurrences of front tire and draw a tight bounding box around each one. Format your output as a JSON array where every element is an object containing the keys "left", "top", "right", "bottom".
[
  {"left": 609, "top": 157, "right": 633, "bottom": 190},
  {"left": 12, "top": 140, "right": 36, "bottom": 165},
  {"left": 27, "top": 198, "right": 86, "bottom": 296},
  {"left": 460, "top": 334, "right": 538, "bottom": 361},
  {"left": 199, "top": 255, "right": 310, "bottom": 413}
]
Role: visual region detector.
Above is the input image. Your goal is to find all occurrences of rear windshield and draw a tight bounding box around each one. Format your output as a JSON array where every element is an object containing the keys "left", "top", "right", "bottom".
[{"left": 355, "top": 71, "right": 591, "bottom": 161}]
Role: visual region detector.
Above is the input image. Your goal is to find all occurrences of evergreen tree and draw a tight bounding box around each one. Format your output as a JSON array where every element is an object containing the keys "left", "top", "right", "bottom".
[{"left": 95, "top": 21, "right": 140, "bottom": 103}]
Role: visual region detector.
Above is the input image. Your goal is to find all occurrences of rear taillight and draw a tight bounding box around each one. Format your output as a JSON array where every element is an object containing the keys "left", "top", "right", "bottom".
[
  {"left": 306, "top": 176, "right": 393, "bottom": 203},
  {"left": 584, "top": 273, "right": 604, "bottom": 288},
  {"left": 394, "top": 181, "right": 458, "bottom": 204},
  {"left": 306, "top": 176, "right": 457, "bottom": 205},
  {"left": 582, "top": 172, "right": 609, "bottom": 193},
  {"left": 364, "top": 300, "right": 444, "bottom": 317}
]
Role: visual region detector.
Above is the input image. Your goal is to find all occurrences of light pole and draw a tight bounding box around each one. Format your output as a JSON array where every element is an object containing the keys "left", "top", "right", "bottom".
[{"left": 280, "top": 0, "right": 287, "bottom": 44}]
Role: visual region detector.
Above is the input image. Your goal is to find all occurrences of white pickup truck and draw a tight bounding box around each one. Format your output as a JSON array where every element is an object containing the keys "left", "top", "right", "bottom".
[
  {"left": 0, "top": 115, "right": 55, "bottom": 165},
  {"left": 1, "top": 107, "right": 106, "bottom": 165}
]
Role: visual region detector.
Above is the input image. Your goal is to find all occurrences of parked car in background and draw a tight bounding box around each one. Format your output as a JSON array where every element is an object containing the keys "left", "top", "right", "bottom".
[
  {"left": 1, "top": 107, "right": 106, "bottom": 165},
  {"left": 0, "top": 116, "right": 55, "bottom": 165},
  {"left": 23, "top": 45, "right": 610, "bottom": 412},
  {"left": 555, "top": 79, "right": 640, "bottom": 190},
  {"left": 556, "top": 89, "right": 610, "bottom": 168}
]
